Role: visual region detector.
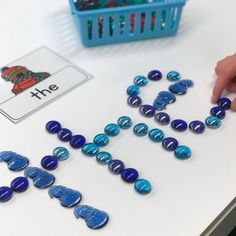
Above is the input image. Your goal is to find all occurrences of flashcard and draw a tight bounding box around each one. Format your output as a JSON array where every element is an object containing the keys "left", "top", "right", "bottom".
[{"left": 0, "top": 47, "right": 91, "bottom": 123}]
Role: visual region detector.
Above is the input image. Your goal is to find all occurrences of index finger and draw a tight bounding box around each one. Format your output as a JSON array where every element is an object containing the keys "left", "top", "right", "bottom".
[{"left": 211, "top": 76, "right": 229, "bottom": 103}]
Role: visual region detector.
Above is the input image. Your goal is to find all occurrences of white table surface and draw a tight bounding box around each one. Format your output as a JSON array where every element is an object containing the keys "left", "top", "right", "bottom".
[{"left": 0, "top": 0, "right": 236, "bottom": 235}]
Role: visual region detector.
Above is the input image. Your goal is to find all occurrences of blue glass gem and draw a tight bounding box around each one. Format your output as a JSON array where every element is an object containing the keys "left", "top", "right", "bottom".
[
  {"left": 178, "top": 79, "right": 194, "bottom": 88},
  {"left": 96, "top": 152, "right": 112, "bottom": 165},
  {"left": 210, "top": 106, "right": 226, "bottom": 119},
  {"left": 70, "top": 135, "right": 86, "bottom": 149},
  {"left": 82, "top": 143, "right": 99, "bottom": 157},
  {"left": 218, "top": 97, "right": 231, "bottom": 110},
  {"left": 134, "top": 179, "right": 152, "bottom": 194},
  {"left": 167, "top": 71, "right": 181, "bottom": 82},
  {"left": 133, "top": 75, "right": 148, "bottom": 87},
  {"left": 154, "top": 112, "right": 170, "bottom": 125},
  {"left": 189, "top": 120, "right": 205, "bottom": 134},
  {"left": 205, "top": 116, "right": 221, "bottom": 129},
  {"left": 49, "top": 185, "right": 82, "bottom": 208},
  {"left": 46, "top": 120, "right": 61, "bottom": 134},
  {"left": 117, "top": 116, "right": 132, "bottom": 129},
  {"left": 74, "top": 205, "right": 109, "bottom": 229},
  {"left": 53, "top": 147, "right": 69, "bottom": 161},
  {"left": 57, "top": 128, "right": 72, "bottom": 142},
  {"left": 139, "top": 105, "right": 156, "bottom": 117},
  {"left": 148, "top": 70, "right": 162, "bottom": 81},
  {"left": 153, "top": 99, "right": 167, "bottom": 110},
  {"left": 127, "top": 85, "right": 140, "bottom": 96},
  {"left": 162, "top": 137, "right": 179, "bottom": 151},
  {"left": 157, "top": 91, "right": 176, "bottom": 104},
  {"left": 24, "top": 167, "right": 55, "bottom": 189},
  {"left": 127, "top": 96, "right": 142, "bottom": 107},
  {"left": 0, "top": 152, "right": 29, "bottom": 171},
  {"left": 10, "top": 177, "right": 29, "bottom": 193},
  {"left": 104, "top": 124, "right": 120, "bottom": 137},
  {"left": 171, "top": 119, "right": 188, "bottom": 132},
  {"left": 169, "top": 83, "right": 187, "bottom": 95},
  {"left": 0, "top": 187, "right": 13, "bottom": 202},
  {"left": 133, "top": 123, "right": 149, "bottom": 136},
  {"left": 93, "top": 134, "right": 109, "bottom": 147},
  {"left": 41, "top": 155, "right": 58, "bottom": 170},
  {"left": 121, "top": 168, "right": 139, "bottom": 183},
  {"left": 174, "top": 145, "right": 191, "bottom": 160},
  {"left": 108, "top": 159, "right": 125, "bottom": 174},
  {"left": 148, "top": 129, "right": 165, "bottom": 142}
]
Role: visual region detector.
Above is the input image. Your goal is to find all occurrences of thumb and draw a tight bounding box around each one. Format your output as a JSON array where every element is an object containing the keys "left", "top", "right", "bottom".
[{"left": 231, "top": 97, "right": 236, "bottom": 111}]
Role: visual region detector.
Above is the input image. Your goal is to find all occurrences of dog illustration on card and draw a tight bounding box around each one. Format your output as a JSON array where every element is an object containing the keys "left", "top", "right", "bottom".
[{"left": 1, "top": 66, "right": 51, "bottom": 95}]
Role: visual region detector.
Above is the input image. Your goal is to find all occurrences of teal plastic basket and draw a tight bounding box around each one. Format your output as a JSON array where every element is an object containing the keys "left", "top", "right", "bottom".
[{"left": 69, "top": 0, "right": 186, "bottom": 46}]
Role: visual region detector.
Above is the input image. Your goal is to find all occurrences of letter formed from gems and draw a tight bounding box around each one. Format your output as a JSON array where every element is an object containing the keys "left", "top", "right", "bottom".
[
  {"left": 48, "top": 185, "right": 82, "bottom": 208},
  {"left": 24, "top": 167, "right": 55, "bottom": 189},
  {"left": 74, "top": 205, "right": 109, "bottom": 229},
  {"left": 0, "top": 151, "right": 29, "bottom": 171}
]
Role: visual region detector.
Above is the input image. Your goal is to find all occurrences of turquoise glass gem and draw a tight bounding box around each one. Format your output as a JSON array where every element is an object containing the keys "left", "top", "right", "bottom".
[
  {"left": 134, "top": 179, "right": 152, "bottom": 194},
  {"left": 167, "top": 71, "right": 181, "bottom": 82},
  {"left": 218, "top": 97, "right": 231, "bottom": 110},
  {"left": 53, "top": 147, "right": 69, "bottom": 161},
  {"left": 133, "top": 75, "right": 148, "bottom": 87},
  {"left": 117, "top": 116, "right": 132, "bottom": 129},
  {"left": 127, "top": 84, "right": 140, "bottom": 96},
  {"left": 96, "top": 152, "right": 112, "bottom": 165},
  {"left": 205, "top": 116, "right": 221, "bottom": 129},
  {"left": 174, "top": 146, "right": 191, "bottom": 160},
  {"left": 49, "top": 185, "right": 82, "bottom": 208},
  {"left": 93, "top": 134, "right": 109, "bottom": 147},
  {"left": 133, "top": 123, "right": 149, "bottom": 136},
  {"left": 82, "top": 143, "right": 99, "bottom": 157},
  {"left": 148, "top": 129, "right": 165, "bottom": 142},
  {"left": 104, "top": 124, "right": 120, "bottom": 137}
]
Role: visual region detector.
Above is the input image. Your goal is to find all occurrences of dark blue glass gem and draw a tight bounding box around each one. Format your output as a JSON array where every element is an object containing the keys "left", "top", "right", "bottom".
[
  {"left": 133, "top": 75, "right": 148, "bottom": 87},
  {"left": 133, "top": 123, "right": 149, "bottom": 136},
  {"left": 57, "top": 128, "right": 72, "bottom": 142},
  {"left": 139, "top": 105, "right": 156, "bottom": 117},
  {"left": 117, "top": 116, "right": 132, "bottom": 129},
  {"left": 134, "top": 179, "right": 152, "bottom": 194},
  {"left": 148, "top": 70, "right": 162, "bottom": 81},
  {"left": 104, "top": 124, "right": 120, "bottom": 137},
  {"left": 167, "top": 71, "right": 181, "bottom": 82},
  {"left": 153, "top": 99, "right": 167, "bottom": 110},
  {"left": 10, "top": 177, "right": 29, "bottom": 193},
  {"left": 41, "top": 155, "right": 58, "bottom": 170},
  {"left": 0, "top": 187, "right": 13, "bottom": 202},
  {"left": 49, "top": 185, "right": 82, "bottom": 208},
  {"left": 46, "top": 120, "right": 61, "bottom": 134},
  {"left": 82, "top": 143, "right": 99, "bottom": 157},
  {"left": 157, "top": 91, "right": 176, "bottom": 104},
  {"left": 24, "top": 167, "right": 55, "bottom": 189},
  {"left": 162, "top": 137, "right": 179, "bottom": 151},
  {"left": 127, "top": 85, "right": 140, "bottom": 96},
  {"left": 155, "top": 112, "right": 170, "bottom": 125},
  {"left": 70, "top": 135, "right": 86, "bottom": 149},
  {"left": 121, "top": 168, "right": 139, "bottom": 183},
  {"left": 93, "top": 134, "right": 109, "bottom": 147},
  {"left": 96, "top": 152, "right": 112, "bottom": 165},
  {"left": 189, "top": 120, "right": 205, "bottom": 134},
  {"left": 178, "top": 79, "right": 194, "bottom": 88},
  {"left": 127, "top": 96, "right": 142, "bottom": 107},
  {"left": 218, "top": 97, "right": 231, "bottom": 110},
  {"left": 210, "top": 106, "right": 226, "bottom": 119},
  {"left": 148, "top": 129, "right": 165, "bottom": 142},
  {"left": 74, "top": 205, "right": 109, "bottom": 229},
  {"left": 171, "top": 119, "right": 188, "bottom": 132},
  {"left": 169, "top": 83, "right": 187, "bottom": 95},
  {"left": 108, "top": 159, "right": 125, "bottom": 174}
]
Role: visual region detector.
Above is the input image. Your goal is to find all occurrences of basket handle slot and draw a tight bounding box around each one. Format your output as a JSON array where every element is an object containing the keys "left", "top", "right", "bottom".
[
  {"left": 87, "top": 19, "right": 93, "bottom": 40},
  {"left": 151, "top": 11, "right": 156, "bottom": 32}
]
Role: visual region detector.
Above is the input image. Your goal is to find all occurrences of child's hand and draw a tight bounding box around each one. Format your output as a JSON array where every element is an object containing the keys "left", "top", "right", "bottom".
[{"left": 212, "top": 54, "right": 236, "bottom": 111}]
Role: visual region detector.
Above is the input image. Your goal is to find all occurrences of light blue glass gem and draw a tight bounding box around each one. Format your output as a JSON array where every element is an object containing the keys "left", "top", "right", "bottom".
[
  {"left": 153, "top": 98, "right": 167, "bottom": 110},
  {"left": 104, "top": 124, "right": 120, "bottom": 137},
  {"left": 82, "top": 143, "right": 99, "bottom": 157},
  {"left": 49, "top": 185, "right": 82, "bottom": 208},
  {"left": 117, "top": 116, "right": 132, "bottom": 129},
  {"left": 148, "top": 129, "right": 165, "bottom": 142},
  {"left": 178, "top": 79, "right": 194, "bottom": 88},
  {"left": 127, "top": 85, "right": 140, "bottom": 96},
  {"left": 134, "top": 179, "right": 152, "bottom": 194},
  {"left": 96, "top": 152, "right": 112, "bottom": 165},
  {"left": 167, "top": 71, "right": 181, "bottom": 82},
  {"left": 205, "top": 116, "right": 221, "bottom": 129},
  {"left": 133, "top": 123, "right": 149, "bottom": 136},
  {"left": 174, "top": 146, "right": 191, "bottom": 160},
  {"left": 93, "top": 134, "right": 109, "bottom": 147},
  {"left": 133, "top": 75, "right": 148, "bottom": 87},
  {"left": 157, "top": 91, "right": 176, "bottom": 104},
  {"left": 53, "top": 147, "right": 70, "bottom": 161},
  {"left": 169, "top": 83, "right": 187, "bottom": 95}
]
